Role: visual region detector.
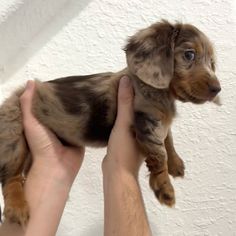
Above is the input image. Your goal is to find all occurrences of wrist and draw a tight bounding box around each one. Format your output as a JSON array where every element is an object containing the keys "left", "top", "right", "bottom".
[
  {"left": 102, "top": 160, "right": 140, "bottom": 181},
  {"left": 25, "top": 164, "right": 74, "bottom": 212},
  {"left": 26, "top": 167, "right": 74, "bottom": 195},
  {"left": 29, "top": 157, "right": 77, "bottom": 187},
  {"left": 103, "top": 166, "right": 139, "bottom": 187}
]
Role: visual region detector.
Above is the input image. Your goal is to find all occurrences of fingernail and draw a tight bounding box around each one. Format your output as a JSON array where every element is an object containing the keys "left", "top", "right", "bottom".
[{"left": 120, "top": 76, "right": 131, "bottom": 88}]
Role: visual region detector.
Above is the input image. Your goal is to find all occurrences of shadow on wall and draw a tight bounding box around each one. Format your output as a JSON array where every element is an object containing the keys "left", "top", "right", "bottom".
[
  {"left": 56, "top": 220, "right": 160, "bottom": 236},
  {"left": 80, "top": 223, "right": 103, "bottom": 236},
  {"left": 0, "top": 0, "right": 93, "bottom": 83},
  {"left": 57, "top": 223, "right": 103, "bottom": 236}
]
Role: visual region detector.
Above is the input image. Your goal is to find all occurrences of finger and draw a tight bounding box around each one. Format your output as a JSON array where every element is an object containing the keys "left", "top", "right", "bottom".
[
  {"left": 20, "top": 81, "right": 61, "bottom": 152},
  {"left": 20, "top": 80, "right": 38, "bottom": 127},
  {"left": 114, "top": 76, "right": 134, "bottom": 129}
]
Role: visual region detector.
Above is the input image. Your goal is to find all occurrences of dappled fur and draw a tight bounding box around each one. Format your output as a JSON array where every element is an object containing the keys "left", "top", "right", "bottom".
[{"left": 0, "top": 20, "right": 221, "bottom": 225}]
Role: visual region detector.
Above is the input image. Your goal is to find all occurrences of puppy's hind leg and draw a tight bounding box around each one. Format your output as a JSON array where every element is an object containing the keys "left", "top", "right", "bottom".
[
  {"left": 0, "top": 90, "right": 30, "bottom": 226},
  {"left": 1, "top": 136, "right": 30, "bottom": 226},
  {"left": 3, "top": 175, "right": 29, "bottom": 226}
]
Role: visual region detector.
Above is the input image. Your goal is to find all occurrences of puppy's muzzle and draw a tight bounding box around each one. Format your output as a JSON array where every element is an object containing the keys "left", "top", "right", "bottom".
[{"left": 207, "top": 77, "right": 221, "bottom": 97}]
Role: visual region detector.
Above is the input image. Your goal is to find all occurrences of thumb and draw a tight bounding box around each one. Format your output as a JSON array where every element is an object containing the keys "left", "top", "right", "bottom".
[
  {"left": 20, "top": 80, "right": 37, "bottom": 126},
  {"left": 114, "top": 76, "right": 134, "bottom": 129},
  {"left": 20, "top": 80, "right": 60, "bottom": 153}
]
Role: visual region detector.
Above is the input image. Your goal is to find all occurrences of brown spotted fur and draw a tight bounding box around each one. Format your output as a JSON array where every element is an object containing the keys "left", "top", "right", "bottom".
[{"left": 0, "top": 20, "right": 221, "bottom": 225}]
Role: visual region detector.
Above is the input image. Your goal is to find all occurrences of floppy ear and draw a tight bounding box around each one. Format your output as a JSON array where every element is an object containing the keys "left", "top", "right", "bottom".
[{"left": 125, "top": 21, "right": 179, "bottom": 89}]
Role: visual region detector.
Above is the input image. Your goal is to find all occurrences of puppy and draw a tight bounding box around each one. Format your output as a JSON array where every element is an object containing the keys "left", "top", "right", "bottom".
[{"left": 0, "top": 20, "right": 221, "bottom": 225}]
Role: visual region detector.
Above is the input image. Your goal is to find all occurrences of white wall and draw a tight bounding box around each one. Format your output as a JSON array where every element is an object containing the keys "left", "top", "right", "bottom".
[{"left": 0, "top": 0, "right": 236, "bottom": 235}]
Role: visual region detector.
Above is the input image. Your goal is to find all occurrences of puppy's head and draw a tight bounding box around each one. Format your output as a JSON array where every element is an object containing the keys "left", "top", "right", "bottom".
[{"left": 125, "top": 21, "right": 221, "bottom": 104}]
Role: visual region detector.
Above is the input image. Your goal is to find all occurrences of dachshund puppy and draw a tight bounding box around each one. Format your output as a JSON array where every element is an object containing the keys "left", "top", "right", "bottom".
[{"left": 0, "top": 20, "right": 221, "bottom": 226}]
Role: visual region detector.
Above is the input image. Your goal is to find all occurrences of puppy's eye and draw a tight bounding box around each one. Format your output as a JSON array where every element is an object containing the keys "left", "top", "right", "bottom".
[{"left": 184, "top": 50, "right": 195, "bottom": 61}]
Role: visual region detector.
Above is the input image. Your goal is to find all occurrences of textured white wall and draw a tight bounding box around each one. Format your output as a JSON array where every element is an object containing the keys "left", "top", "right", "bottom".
[{"left": 0, "top": 0, "right": 236, "bottom": 235}]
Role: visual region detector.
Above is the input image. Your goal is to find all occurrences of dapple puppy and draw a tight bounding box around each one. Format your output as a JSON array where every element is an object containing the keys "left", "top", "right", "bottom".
[{"left": 0, "top": 20, "right": 221, "bottom": 225}]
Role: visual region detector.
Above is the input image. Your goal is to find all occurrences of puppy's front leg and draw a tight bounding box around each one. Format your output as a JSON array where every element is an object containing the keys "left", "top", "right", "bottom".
[
  {"left": 165, "top": 129, "right": 185, "bottom": 177},
  {"left": 134, "top": 111, "right": 175, "bottom": 206}
]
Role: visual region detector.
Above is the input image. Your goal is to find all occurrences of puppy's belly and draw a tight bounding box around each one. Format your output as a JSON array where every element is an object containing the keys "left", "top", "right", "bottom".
[{"left": 34, "top": 96, "right": 116, "bottom": 148}]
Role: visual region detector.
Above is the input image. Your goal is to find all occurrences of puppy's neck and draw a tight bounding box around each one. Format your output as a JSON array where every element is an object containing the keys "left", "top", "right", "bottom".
[{"left": 117, "top": 68, "right": 176, "bottom": 121}]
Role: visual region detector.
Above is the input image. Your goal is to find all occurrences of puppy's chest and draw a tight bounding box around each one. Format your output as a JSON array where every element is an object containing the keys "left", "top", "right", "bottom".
[
  {"left": 133, "top": 84, "right": 175, "bottom": 144},
  {"left": 134, "top": 83, "right": 176, "bottom": 121}
]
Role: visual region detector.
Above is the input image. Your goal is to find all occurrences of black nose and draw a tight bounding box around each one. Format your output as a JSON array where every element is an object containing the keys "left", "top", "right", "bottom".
[{"left": 208, "top": 84, "right": 221, "bottom": 95}]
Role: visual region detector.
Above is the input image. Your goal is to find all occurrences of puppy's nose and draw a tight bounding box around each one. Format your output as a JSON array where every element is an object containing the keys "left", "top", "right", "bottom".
[{"left": 208, "top": 84, "right": 221, "bottom": 95}]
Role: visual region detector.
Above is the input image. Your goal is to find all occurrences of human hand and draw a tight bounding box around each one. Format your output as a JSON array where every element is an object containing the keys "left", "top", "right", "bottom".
[
  {"left": 102, "top": 77, "right": 151, "bottom": 236},
  {"left": 102, "top": 76, "right": 144, "bottom": 178},
  {"left": 20, "top": 80, "right": 85, "bottom": 212}
]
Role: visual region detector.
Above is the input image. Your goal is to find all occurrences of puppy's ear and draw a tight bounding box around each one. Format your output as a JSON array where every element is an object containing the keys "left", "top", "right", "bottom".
[{"left": 125, "top": 21, "right": 180, "bottom": 89}]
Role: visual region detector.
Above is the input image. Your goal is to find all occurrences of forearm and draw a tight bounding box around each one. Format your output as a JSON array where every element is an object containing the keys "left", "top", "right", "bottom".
[
  {"left": 24, "top": 176, "right": 70, "bottom": 236},
  {"left": 21, "top": 162, "right": 76, "bottom": 236},
  {"left": 0, "top": 177, "right": 70, "bottom": 236},
  {"left": 103, "top": 170, "right": 152, "bottom": 236},
  {"left": 0, "top": 221, "right": 24, "bottom": 236}
]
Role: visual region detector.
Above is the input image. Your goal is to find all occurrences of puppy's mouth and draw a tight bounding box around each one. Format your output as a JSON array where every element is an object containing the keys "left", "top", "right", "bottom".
[{"left": 175, "top": 88, "right": 206, "bottom": 104}]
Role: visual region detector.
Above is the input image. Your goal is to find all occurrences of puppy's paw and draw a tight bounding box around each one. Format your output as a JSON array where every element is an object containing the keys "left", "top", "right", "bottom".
[
  {"left": 154, "top": 182, "right": 175, "bottom": 207},
  {"left": 149, "top": 172, "right": 175, "bottom": 207},
  {"left": 168, "top": 155, "right": 185, "bottom": 178},
  {"left": 4, "top": 200, "right": 29, "bottom": 226}
]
